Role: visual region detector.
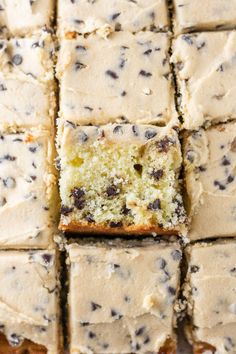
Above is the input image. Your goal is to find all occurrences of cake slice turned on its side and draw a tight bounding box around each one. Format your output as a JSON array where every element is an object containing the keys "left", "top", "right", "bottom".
[
  {"left": 58, "top": 122, "right": 186, "bottom": 235},
  {"left": 67, "top": 239, "right": 182, "bottom": 354}
]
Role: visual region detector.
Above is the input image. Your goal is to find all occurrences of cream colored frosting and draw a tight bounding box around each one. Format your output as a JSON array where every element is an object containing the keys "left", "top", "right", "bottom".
[
  {"left": 0, "top": 31, "right": 55, "bottom": 131},
  {"left": 0, "top": 129, "right": 58, "bottom": 248},
  {"left": 0, "top": 0, "right": 54, "bottom": 38},
  {"left": 184, "top": 123, "right": 236, "bottom": 240},
  {"left": 0, "top": 250, "right": 60, "bottom": 353},
  {"left": 68, "top": 240, "right": 182, "bottom": 353},
  {"left": 57, "top": 31, "right": 177, "bottom": 126},
  {"left": 173, "top": 0, "right": 236, "bottom": 34},
  {"left": 186, "top": 241, "right": 236, "bottom": 354},
  {"left": 57, "top": 0, "right": 169, "bottom": 37},
  {"left": 172, "top": 31, "right": 236, "bottom": 130}
]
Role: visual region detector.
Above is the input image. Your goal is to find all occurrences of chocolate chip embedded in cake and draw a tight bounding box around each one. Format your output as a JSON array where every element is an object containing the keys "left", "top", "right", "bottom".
[
  {"left": 57, "top": 0, "right": 169, "bottom": 37},
  {"left": 0, "top": 129, "right": 58, "bottom": 248},
  {"left": 0, "top": 31, "right": 55, "bottom": 131},
  {"left": 173, "top": 0, "right": 236, "bottom": 35},
  {"left": 183, "top": 122, "right": 236, "bottom": 240},
  {"left": 67, "top": 239, "right": 182, "bottom": 354},
  {"left": 56, "top": 31, "right": 177, "bottom": 126},
  {"left": 0, "top": 250, "right": 61, "bottom": 353},
  {"left": 171, "top": 31, "right": 236, "bottom": 130},
  {"left": 185, "top": 241, "right": 236, "bottom": 354},
  {"left": 58, "top": 123, "right": 186, "bottom": 235},
  {"left": 0, "top": 0, "right": 55, "bottom": 38}
]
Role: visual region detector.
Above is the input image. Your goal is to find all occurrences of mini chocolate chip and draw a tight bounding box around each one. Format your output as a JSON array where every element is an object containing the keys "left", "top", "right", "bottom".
[
  {"left": 228, "top": 175, "right": 234, "bottom": 183},
  {"left": 106, "top": 70, "right": 119, "bottom": 79},
  {"left": 222, "top": 156, "right": 230, "bottom": 166},
  {"left": 182, "top": 35, "right": 193, "bottom": 45},
  {"left": 156, "top": 137, "right": 171, "bottom": 152},
  {"left": 143, "top": 49, "right": 152, "bottom": 56},
  {"left": 110, "top": 12, "right": 121, "bottom": 20},
  {"left": 102, "top": 343, "right": 109, "bottom": 349},
  {"left": 9, "top": 333, "right": 22, "bottom": 346},
  {"left": 199, "top": 165, "right": 207, "bottom": 172},
  {"left": 91, "top": 302, "right": 102, "bottom": 311},
  {"left": 71, "top": 187, "right": 85, "bottom": 199},
  {"left": 121, "top": 205, "right": 130, "bottom": 215},
  {"left": 75, "top": 61, "right": 86, "bottom": 70},
  {"left": 151, "top": 169, "right": 163, "bottom": 180},
  {"left": 42, "top": 253, "right": 52, "bottom": 264},
  {"left": 29, "top": 146, "right": 37, "bottom": 153},
  {"left": 135, "top": 343, "right": 141, "bottom": 351},
  {"left": 106, "top": 185, "right": 119, "bottom": 197},
  {"left": 78, "top": 131, "right": 88, "bottom": 143},
  {"left": 113, "top": 125, "right": 123, "bottom": 134},
  {"left": 168, "top": 286, "right": 176, "bottom": 296},
  {"left": 84, "top": 106, "right": 93, "bottom": 111},
  {"left": 158, "top": 258, "right": 167, "bottom": 269},
  {"left": 190, "top": 265, "right": 200, "bottom": 273},
  {"left": 4, "top": 154, "right": 16, "bottom": 161},
  {"left": 135, "top": 326, "right": 145, "bottom": 336},
  {"left": 0, "top": 197, "right": 6, "bottom": 207},
  {"left": 110, "top": 221, "right": 123, "bottom": 228},
  {"left": 0, "top": 84, "right": 7, "bottom": 91},
  {"left": 61, "top": 205, "right": 73, "bottom": 216},
  {"left": 134, "top": 164, "right": 143, "bottom": 174},
  {"left": 3, "top": 177, "right": 16, "bottom": 188},
  {"left": 74, "top": 198, "right": 85, "bottom": 210},
  {"left": 171, "top": 249, "right": 182, "bottom": 261},
  {"left": 121, "top": 90, "right": 127, "bottom": 96},
  {"left": 148, "top": 199, "right": 161, "bottom": 210},
  {"left": 80, "top": 322, "right": 90, "bottom": 326},
  {"left": 88, "top": 331, "right": 96, "bottom": 339},
  {"left": 145, "top": 129, "right": 157, "bottom": 139},
  {"left": 12, "top": 54, "right": 23, "bottom": 65},
  {"left": 143, "top": 336, "right": 150, "bottom": 344},
  {"left": 76, "top": 45, "right": 86, "bottom": 51},
  {"left": 230, "top": 267, "right": 236, "bottom": 275},
  {"left": 132, "top": 125, "right": 139, "bottom": 136},
  {"left": 139, "top": 70, "right": 152, "bottom": 77}
]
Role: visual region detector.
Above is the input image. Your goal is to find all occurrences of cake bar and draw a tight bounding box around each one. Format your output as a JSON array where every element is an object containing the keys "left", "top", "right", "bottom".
[
  {"left": 0, "top": 129, "right": 58, "bottom": 248},
  {"left": 0, "top": 250, "right": 61, "bottom": 353},
  {"left": 0, "top": 31, "right": 55, "bottom": 131},
  {"left": 56, "top": 31, "right": 177, "bottom": 126},
  {"left": 57, "top": 0, "right": 169, "bottom": 37},
  {"left": 0, "top": 0, "right": 55, "bottom": 38},
  {"left": 67, "top": 239, "right": 182, "bottom": 353},
  {"left": 183, "top": 122, "right": 236, "bottom": 240},
  {"left": 185, "top": 241, "right": 236, "bottom": 354},
  {"left": 173, "top": 0, "right": 236, "bottom": 34},
  {"left": 172, "top": 31, "right": 236, "bottom": 130},
  {"left": 58, "top": 122, "right": 186, "bottom": 235}
]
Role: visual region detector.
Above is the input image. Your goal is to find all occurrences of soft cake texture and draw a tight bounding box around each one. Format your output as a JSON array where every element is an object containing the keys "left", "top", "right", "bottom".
[
  {"left": 185, "top": 241, "right": 236, "bottom": 354},
  {"left": 68, "top": 239, "right": 182, "bottom": 354},
  {"left": 57, "top": 0, "right": 169, "bottom": 37},
  {"left": 0, "top": 31, "right": 55, "bottom": 131},
  {"left": 184, "top": 122, "right": 236, "bottom": 240},
  {"left": 0, "top": 250, "right": 61, "bottom": 353},
  {"left": 172, "top": 31, "right": 236, "bottom": 130},
  {"left": 58, "top": 122, "right": 186, "bottom": 235},
  {"left": 0, "top": 129, "right": 58, "bottom": 248},
  {"left": 0, "top": 0, "right": 55, "bottom": 38},
  {"left": 173, "top": 0, "right": 236, "bottom": 34},
  {"left": 57, "top": 31, "right": 177, "bottom": 126}
]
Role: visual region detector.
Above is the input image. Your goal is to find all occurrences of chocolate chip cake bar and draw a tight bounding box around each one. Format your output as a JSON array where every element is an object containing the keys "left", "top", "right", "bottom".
[
  {"left": 0, "top": 129, "right": 58, "bottom": 248},
  {"left": 56, "top": 31, "right": 177, "bottom": 126},
  {"left": 58, "top": 122, "right": 186, "bottom": 235},
  {"left": 183, "top": 122, "right": 236, "bottom": 240},
  {"left": 172, "top": 31, "right": 236, "bottom": 130},
  {"left": 173, "top": 0, "right": 236, "bottom": 35},
  {"left": 57, "top": 0, "right": 169, "bottom": 37},
  {"left": 0, "top": 31, "right": 55, "bottom": 131},
  {"left": 0, "top": 250, "right": 61, "bottom": 353},
  {"left": 67, "top": 239, "right": 182, "bottom": 354},
  {"left": 0, "top": 0, "right": 55, "bottom": 38},
  {"left": 185, "top": 241, "right": 236, "bottom": 354}
]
